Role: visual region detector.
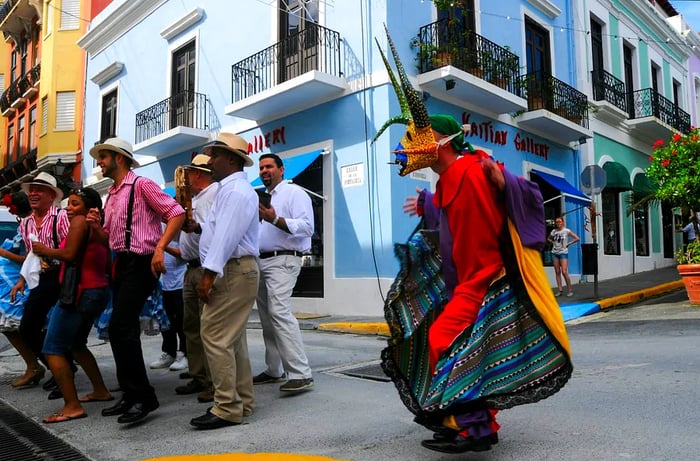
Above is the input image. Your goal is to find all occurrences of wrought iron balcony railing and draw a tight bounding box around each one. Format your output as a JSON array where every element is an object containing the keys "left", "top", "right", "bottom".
[
  {"left": 0, "top": 0, "right": 18, "bottom": 26},
  {"left": 521, "top": 72, "right": 589, "bottom": 128},
  {"left": 135, "top": 91, "right": 211, "bottom": 144},
  {"left": 591, "top": 68, "right": 626, "bottom": 113},
  {"left": 231, "top": 22, "right": 342, "bottom": 102},
  {"left": 414, "top": 19, "right": 522, "bottom": 95},
  {"left": 0, "top": 63, "right": 40, "bottom": 113},
  {"left": 629, "top": 88, "right": 690, "bottom": 134},
  {"left": 1, "top": 147, "right": 37, "bottom": 185}
]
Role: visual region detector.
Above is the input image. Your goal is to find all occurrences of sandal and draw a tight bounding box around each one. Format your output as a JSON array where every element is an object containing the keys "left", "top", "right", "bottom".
[{"left": 43, "top": 412, "right": 88, "bottom": 424}]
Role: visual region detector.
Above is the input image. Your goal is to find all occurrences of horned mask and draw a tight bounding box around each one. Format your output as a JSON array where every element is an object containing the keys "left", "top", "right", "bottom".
[{"left": 371, "top": 26, "right": 440, "bottom": 176}]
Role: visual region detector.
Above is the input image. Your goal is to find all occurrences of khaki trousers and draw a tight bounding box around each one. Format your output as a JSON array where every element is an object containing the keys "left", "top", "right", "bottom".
[
  {"left": 201, "top": 256, "right": 259, "bottom": 422},
  {"left": 183, "top": 266, "right": 210, "bottom": 387}
]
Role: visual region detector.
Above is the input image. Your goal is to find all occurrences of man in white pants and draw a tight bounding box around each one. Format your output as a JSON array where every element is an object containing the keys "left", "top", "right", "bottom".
[{"left": 254, "top": 153, "right": 314, "bottom": 393}]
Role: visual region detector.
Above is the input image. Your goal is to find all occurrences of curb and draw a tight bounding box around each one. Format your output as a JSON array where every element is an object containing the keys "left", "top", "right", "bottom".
[
  {"left": 597, "top": 280, "right": 685, "bottom": 310},
  {"left": 317, "top": 322, "right": 390, "bottom": 336},
  {"left": 316, "top": 280, "right": 686, "bottom": 336}
]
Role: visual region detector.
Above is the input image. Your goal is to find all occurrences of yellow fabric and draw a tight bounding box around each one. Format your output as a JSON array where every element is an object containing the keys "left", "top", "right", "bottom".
[
  {"left": 507, "top": 220, "right": 572, "bottom": 356},
  {"left": 442, "top": 415, "right": 461, "bottom": 431},
  {"left": 142, "top": 454, "right": 349, "bottom": 461}
]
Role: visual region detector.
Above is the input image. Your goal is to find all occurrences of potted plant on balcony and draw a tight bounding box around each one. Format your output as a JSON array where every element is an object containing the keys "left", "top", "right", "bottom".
[
  {"left": 489, "top": 46, "right": 520, "bottom": 89},
  {"left": 410, "top": 35, "right": 457, "bottom": 72},
  {"left": 644, "top": 129, "right": 700, "bottom": 304}
]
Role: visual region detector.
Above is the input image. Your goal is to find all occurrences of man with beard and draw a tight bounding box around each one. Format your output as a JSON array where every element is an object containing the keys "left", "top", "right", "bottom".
[
  {"left": 87, "top": 137, "right": 184, "bottom": 424},
  {"left": 253, "top": 153, "right": 314, "bottom": 393}
]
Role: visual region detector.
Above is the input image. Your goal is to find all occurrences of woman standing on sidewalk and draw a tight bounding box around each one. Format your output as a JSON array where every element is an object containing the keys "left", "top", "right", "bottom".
[
  {"left": 32, "top": 188, "right": 113, "bottom": 423},
  {"left": 549, "top": 216, "right": 580, "bottom": 297}
]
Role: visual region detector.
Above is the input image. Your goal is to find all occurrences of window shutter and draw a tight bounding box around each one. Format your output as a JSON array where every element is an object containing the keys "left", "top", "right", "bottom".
[
  {"left": 42, "top": 96, "right": 48, "bottom": 133},
  {"left": 0, "top": 74, "right": 4, "bottom": 94},
  {"left": 55, "top": 91, "right": 75, "bottom": 130},
  {"left": 60, "top": 0, "right": 80, "bottom": 30}
]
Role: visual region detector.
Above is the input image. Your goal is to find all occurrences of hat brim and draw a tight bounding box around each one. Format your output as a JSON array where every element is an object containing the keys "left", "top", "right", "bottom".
[
  {"left": 184, "top": 165, "right": 212, "bottom": 174},
  {"left": 89, "top": 143, "right": 141, "bottom": 168},
  {"left": 21, "top": 182, "right": 64, "bottom": 203},
  {"left": 203, "top": 142, "right": 253, "bottom": 167}
]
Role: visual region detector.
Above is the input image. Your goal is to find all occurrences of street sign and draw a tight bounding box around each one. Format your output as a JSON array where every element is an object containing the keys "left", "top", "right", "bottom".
[{"left": 580, "top": 165, "right": 607, "bottom": 196}]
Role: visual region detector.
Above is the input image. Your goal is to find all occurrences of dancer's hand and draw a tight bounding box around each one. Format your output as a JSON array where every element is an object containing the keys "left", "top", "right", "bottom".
[{"left": 403, "top": 187, "right": 424, "bottom": 216}]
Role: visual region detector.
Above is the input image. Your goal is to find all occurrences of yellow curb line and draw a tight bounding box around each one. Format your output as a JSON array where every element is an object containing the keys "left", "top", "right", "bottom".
[
  {"left": 318, "top": 280, "right": 685, "bottom": 334},
  {"left": 598, "top": 280, "right": 684, "bottom": 310},
  {"left": 317, "top": 322, "right": 390, "bottom": 336}
]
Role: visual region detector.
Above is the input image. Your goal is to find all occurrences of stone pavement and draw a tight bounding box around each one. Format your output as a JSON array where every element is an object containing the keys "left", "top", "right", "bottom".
[{"left": 275, "top": 265, "right": 687, "bottom": 336}]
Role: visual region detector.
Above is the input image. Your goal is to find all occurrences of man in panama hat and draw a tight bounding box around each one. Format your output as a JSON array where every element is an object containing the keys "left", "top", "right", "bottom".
[
  {"left": 87, "top": 136, "right": 184, "bottom": 424},
  {"left": 164, "top": 153, "right": 218, "bottom": 403},
  {"left": 189, "top": 132, "right": 259, "bottom": 429},
  {"left": 11, "top": 171, "right": 70, "bottom": 389}
]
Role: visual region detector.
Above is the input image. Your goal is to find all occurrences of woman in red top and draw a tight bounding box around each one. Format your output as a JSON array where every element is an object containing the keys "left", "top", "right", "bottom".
[{"left": 33, "top": 188, "right": 112, "bottom": 423}]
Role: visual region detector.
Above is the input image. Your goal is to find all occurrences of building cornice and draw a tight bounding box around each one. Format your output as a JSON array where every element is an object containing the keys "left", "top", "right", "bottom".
[
  {"left": 90, "top": 61, "right": 124, "bottom": 86},
  {"left": 77, "top": 0, "right": 168, "bottom": 55},
  {"left": 526, "top": 0, "right": 561, "bottom": 19},
  {"left": 160, "top": 7, "right": 203, "bottom": 41},
  {"left": 615, "top": 0, "right": 690, "bottom": 61}
]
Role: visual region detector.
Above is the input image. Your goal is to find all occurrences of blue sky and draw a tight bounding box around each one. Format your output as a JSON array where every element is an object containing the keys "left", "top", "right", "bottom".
[{"left": 673, "top": 1, "right": 700, "bottom": 31}]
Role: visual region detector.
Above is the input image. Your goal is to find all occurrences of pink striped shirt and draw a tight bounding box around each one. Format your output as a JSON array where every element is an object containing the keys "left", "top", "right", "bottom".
[
  {"left": 19, "top": 205, "right": 70, "bottom": 253},
  {"left": 103, "top": 171, "right": 184, "bottom": 255}
]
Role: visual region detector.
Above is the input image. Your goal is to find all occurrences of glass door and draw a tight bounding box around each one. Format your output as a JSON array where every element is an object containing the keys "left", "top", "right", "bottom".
[
  {"left": 278, "top": 1, "right": 319, "bottom": 83},
  {"left": 171, "top": 41, "right": 196, "bottom": 130}
]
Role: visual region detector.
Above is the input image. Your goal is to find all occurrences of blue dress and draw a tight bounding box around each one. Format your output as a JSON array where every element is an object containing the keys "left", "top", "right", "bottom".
[{"left": 0, "top": 233, "right": 30, "bottom": 331}]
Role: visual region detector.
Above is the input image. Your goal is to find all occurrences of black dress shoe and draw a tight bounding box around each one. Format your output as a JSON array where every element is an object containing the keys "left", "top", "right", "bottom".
[
  {"left": 117, "top": 401, "right": 159, "bottom": 424},
  {"left": 42, "top": 376, "right": 58, "bottom": 391},
  {"left": 432, "top": 431, "right": 498, "bottom": 443},
  {"left": 47, "top": 388, "right": 63, "bottom": 400},
  {"left": 102, "top": 398, "right": 133, "bottom": 417},
  {"left": 190, "top": 410, "right": 240, "bottom": 430},
  {"left": 421, "top": 434, "right": 496, "bottom": 453},
  {"left": 175, "top": 379, "right": 205, "bottom": 395}
]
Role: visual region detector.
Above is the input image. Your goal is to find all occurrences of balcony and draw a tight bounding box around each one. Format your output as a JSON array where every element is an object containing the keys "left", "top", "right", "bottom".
[
  {"left": 0, "top": 148, "right": 37, "bottom": 192},
  {"left": 626, "top": 88, "right": 690, "bottom": 141},
  {"left": 517, "top": 73, "right": 592, "bottom": 144},
  {"left": 591, "top": 68, "right": 628, "bottom": 124},
  {"left": 0, "top": 0, "right": 42, "bottom": 39},
  {"left": 225, "top": 22, "right": 347, "bottom": 121},
  {"left": 0, "top": 63, "right": 41, "bottom": 116},
  {"left": 412, "top": 20, "right": 527, "bottom": 114},
  {"left": 134, "top": 91, "right": 214, "bottom": 159}
]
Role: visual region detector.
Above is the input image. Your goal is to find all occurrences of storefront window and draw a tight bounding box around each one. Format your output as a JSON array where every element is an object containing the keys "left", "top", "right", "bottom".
[{"left": 602, "top": 190, "right": 620, "bottom": 255}]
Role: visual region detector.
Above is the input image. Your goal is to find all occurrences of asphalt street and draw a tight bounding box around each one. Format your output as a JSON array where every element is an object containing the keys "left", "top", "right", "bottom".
[{"left": 1, "top": 297, "right": 700, "bottom": 461}]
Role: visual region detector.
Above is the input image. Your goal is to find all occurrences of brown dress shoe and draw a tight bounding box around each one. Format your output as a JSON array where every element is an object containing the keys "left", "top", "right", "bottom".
[{"left": 197, "top": 386, "right": 214, "bottom": 403}]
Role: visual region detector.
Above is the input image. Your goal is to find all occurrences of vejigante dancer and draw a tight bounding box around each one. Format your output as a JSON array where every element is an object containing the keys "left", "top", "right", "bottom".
[{"left": 374, "top": 26, "right": 573, "bottom": 454}]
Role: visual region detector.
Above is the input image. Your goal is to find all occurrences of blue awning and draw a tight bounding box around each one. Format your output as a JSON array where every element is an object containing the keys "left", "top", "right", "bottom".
[
  {"left": 251, "top": 149, "right": 324, "bottom": 188},
  {"left": 532, "top": 169, "right": 591, "bottom": 206}
]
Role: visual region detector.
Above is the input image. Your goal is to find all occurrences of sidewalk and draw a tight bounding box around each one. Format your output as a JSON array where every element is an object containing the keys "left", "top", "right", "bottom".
[{"left": 279, "top": 265, "right": 686, "bottom": 336}]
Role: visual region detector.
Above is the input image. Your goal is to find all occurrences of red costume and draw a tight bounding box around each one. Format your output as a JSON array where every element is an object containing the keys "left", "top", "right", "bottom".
[{"left": 428, "top": 154, "right": 506, "bottom": 367}]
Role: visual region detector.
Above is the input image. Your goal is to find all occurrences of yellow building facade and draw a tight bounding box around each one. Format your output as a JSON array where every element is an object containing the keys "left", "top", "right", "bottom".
[{"left": 0, "top": 0, "right": 88, "bottom": 195}]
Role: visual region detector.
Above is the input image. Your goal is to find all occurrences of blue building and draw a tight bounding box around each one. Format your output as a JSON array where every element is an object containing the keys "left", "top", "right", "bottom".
[{"left": 78, "top": 0, "right": 596, "bottom": 316}]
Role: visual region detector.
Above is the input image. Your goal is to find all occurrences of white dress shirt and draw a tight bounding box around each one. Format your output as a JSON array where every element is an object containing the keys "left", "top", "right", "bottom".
[
  {"left": 200, "top": 171, "right": 259, "bottom": 277},
  {"left": 180, "top": 182, "right": 219, "bottom": 262},
  {"left": 259, "top": 180, "right": 314, "bottom": 252}
]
